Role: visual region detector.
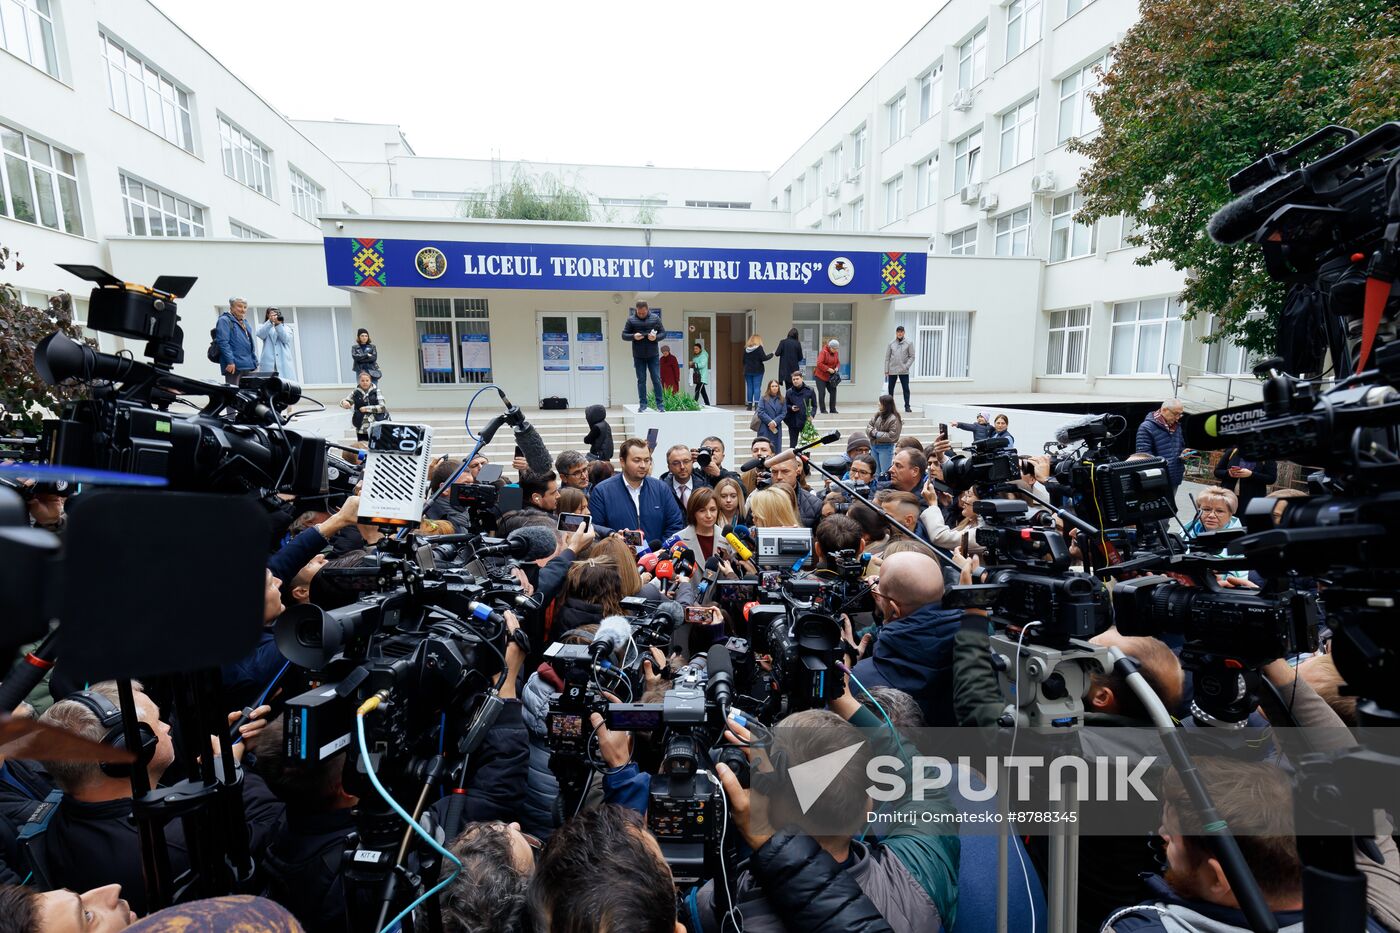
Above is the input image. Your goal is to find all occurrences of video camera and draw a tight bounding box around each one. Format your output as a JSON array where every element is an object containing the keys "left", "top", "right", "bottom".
[{"left": 943, "top": 435, "right": 1019, "bottom": 494}]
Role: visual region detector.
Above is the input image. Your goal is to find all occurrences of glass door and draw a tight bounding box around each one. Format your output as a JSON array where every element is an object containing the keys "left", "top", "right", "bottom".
[{"left": 537, "top": 312, "right": 609, "bottom": 406}]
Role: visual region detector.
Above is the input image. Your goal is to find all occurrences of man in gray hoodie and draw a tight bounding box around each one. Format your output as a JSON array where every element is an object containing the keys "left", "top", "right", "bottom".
[{"left": 885, "top": 326, "right": 916, "bottom": 413}]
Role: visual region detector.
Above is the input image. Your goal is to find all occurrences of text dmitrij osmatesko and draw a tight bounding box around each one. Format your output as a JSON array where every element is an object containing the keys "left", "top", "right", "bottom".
[
  {"left": 865, "top": 755, "right": 1158, "bottom": 803},
  {"left": 866, "top": 809, "right": 1080, "bottom": 825},
  {"left": 461, "top": 253, "right": 825, "bottom": 284}
]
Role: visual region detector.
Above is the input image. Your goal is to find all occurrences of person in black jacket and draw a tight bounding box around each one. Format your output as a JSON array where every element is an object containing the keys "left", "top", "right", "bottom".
[
  {"left": 622, "top": 301, "right": 666, "bottom": 412},
  {"left": 775, "top": 327, "right": 805, "bottom": 389},
  {"left": 743, "top": 334, "right": 774, "bottom": 409},
  {"left": 1212, "top": 448, "right": 1277, "bottom": 513},
  {"left": 583, "top": 404, "right": 613, "bottom": 462},
  {"left": 350, "top": 328, "right": 379, "bottom": 382},
  {"left": 784, "top": 372, "right": 818, "bottom": 449}
]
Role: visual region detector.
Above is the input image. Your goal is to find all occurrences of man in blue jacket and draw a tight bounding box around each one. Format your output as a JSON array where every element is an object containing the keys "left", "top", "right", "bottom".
[
  {"left": 622, "top": 300, "right": 666, "bottom": 412},
  {"left": 588, "top": 437, "right": 684, "bottom": 544},
  {"left": 1134, "top": 399, "right": 1191, "bottom": 495},
  {"left": 215, "top": 297, "right": 258, "bottom": 385},
  {"left": 854, "top": 550, "right": 964, "bottom": 727}
]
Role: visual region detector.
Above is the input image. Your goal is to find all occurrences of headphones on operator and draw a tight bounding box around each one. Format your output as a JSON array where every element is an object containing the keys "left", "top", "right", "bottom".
[{"left": 65, "top": 689, "right": 158, "bottom": 779}]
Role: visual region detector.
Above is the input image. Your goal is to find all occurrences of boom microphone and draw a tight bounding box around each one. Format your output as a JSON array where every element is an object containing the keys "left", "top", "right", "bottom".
[
  {"left": 499, "top": 390, "right": 553, "bottom": 474},
  {"left": 474, "top": 524, "right": 557, "bottom": 561}
]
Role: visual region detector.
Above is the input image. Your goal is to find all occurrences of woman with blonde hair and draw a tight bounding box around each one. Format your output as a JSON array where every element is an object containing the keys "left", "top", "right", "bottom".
[
  {"left": 586, "top": 535, "right": 645, "bottom": 597},
  {"left": 746, "top": 486, "right": 800, "bottom": 527},
  {"left": 711, "top": 476, "right": 745, "bottom": 529},
  {"left": 743, "top": 333, "right": 773, "bottom": 410}
]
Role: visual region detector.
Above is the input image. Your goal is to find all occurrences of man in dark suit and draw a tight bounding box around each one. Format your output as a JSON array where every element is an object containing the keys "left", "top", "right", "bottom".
[{"left": 589, "top": 437, "right": 685, "bottom": 543}]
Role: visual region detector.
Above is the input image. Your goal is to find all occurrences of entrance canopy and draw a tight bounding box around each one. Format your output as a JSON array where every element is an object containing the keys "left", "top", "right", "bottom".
[{"left": 321, "top": 216, "right": 929, "bottom": 297}]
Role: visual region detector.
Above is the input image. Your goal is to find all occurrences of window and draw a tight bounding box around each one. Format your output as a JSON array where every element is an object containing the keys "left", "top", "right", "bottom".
[
  {"left": 828, "top": 209, "right": 842, "bottom": 228},
  {"left": 947, "top": 226, "right": 977, "bottom": 256},
  {"left": 1205, "top": 314, "right": 1257, "bottom": 375},
  {"left": 958, "top": 27, "right": 987, "bottom": 89},
  {"left": 851, "top": 197, "right": 864, "bottom": 230},
  {"left": 100, "top": 34, "right": 193, "bottom": 152},
  {"left": 685, "top": 199, "right": 752, "bottom": 209},
  {"left": 276, "top": 306, "right": 352, "bottom": 385},
  {"left": 886, "top": 93, "right": 906, "bottom": 146},
  {"left": 1109, "top": 297, "right": 1184, "bottom": 375},
  {"left": 1057, "top": 54, "right": 1109, "bottom": 144},
  {"left": 229, "top": 219, "right": 268, "bottom": 239},
  {"left": 895, "top": 311, "right": 973, "bottom": 378},
  {"left": 1066, "top": 0, "right": 1095, "bottom": 16},
  {"left": 289, "top": 166, "right": 324, "bottom": 223},
  {"left": 994, "top": 206, "right": 1031, "bottom": 256},
  {"left": 0, "top": 0, "right": 57, "bottom": 77},
  {"left": 953, "top": 130, "right": 982, "bottom": 191},
  {"left": 782, "top": 187, "right": 792, "bottom": 211},
  {"left": 794, "top": 175, "right": 805, "bottom": 208},
  {"left": 793, "top": 303, "right": 854, "bottom": 381},
  {"left": 830, "top": 143, "right": 844, "bottom": 178},
  {"left": 1046, "top": 307, "right": 1089, "bottom": 375},
  {"left": 915, "top": 153, "right": 939, "bottom": 210},
  {"left": 218, "top": 115, "right": 273, "bottom": 197},
  {"left": 1050, "top": 191, "right": 1095, "bottom": 261},
  {"left": 415, "top": 297, "right": 493, "bottom": 385},
  {"left": 999, "top": 98, "right": 1036, "bottom": 170},
  {"left": 119, "top": 173, "right": 203, "bottom": 238},
  {"left": 0, "top": 123, "right": 83, "bottom": 235},
  {"left": 918, "top": 64, "right": 942, "bottom": 123},
  {"left": 412, "top": 189, "right": 481, "bottom": 200},
  {"left": 597, "top": 197, "right": 666, "bottom": 208},
  {"left": 811, "top": 161, "right": 823, "bottom": 201},
  {"left": 1005, "top": 0, "right": 1041, "bottom": 59},
  {"left": 883, "top": 173, "right": 903, "bottom": 225},
  {"left": 852, "top": 126, "right": 867, "bottom": 169},
  {"left": 1117, "top": 213, "right": 1144, "bottom": 249}
]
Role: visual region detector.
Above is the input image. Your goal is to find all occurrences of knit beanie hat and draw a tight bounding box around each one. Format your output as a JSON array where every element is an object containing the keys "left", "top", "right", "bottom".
[{"left": 846, "top": 431, "right": 871, "bottom": 454}]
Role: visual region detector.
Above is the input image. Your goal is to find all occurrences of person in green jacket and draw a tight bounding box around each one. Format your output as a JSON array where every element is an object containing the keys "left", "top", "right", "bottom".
[{"left": 690, "top": 340, "right": 711, "bottom": 405}]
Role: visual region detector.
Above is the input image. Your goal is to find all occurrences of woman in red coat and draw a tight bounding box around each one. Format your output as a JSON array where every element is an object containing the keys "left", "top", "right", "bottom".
[
  {"left": 659, "top": 345, "right": 681, "bottom": 395},
  {"left": 815, "top": 338, "right": 841, "bottom": 413}
]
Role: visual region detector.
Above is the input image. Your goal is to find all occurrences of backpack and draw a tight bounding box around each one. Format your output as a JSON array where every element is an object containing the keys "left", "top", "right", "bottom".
[{"left": 207, "top": 321, "right": 221, "bottom": 363}]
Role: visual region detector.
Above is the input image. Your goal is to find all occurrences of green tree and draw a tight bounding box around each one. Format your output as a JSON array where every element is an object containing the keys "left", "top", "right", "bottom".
[
  {"left": 0, "top": 244, "right": 92, "bottom": 436},
  {"left": 463, "top": 167, "right": 595, "bottom": 222},
  {"left": 1072, "top": 0, "right": 1400, "bottom": 355}
]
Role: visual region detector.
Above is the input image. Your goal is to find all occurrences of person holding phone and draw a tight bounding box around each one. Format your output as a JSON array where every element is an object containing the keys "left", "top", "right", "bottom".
[
  {"left": 755, "top": 379, "right": 786, "bottom": 451},
  {"left": 1213, "top": 446, "right": 1277, "bottom": 511},
  {"left": 622, "top": 300, "right": 666, "bottom": 412}
]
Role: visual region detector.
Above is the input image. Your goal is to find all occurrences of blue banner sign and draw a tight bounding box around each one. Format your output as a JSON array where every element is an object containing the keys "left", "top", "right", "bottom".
[{"left": 328, "top": 237, "right": 925, "bottom": 295}]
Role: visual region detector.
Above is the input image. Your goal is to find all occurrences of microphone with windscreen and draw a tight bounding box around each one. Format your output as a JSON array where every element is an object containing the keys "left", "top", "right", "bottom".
[
  {"left": 706, "top": 642, "right": 734, "bottom": 715},
  {"left": 589, "top": 615, "right": 634, "bottom": 661},
  {"left": 474, "top": 524, "right": 557, "bottom": 561},
  {"left": 499, "top": 390, "right": 553, "bottom": 474}
]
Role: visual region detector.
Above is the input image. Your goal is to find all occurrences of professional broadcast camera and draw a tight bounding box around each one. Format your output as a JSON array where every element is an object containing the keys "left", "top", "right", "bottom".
[{"left": 32, "top": 265, "right": 328, "bottom": 499}]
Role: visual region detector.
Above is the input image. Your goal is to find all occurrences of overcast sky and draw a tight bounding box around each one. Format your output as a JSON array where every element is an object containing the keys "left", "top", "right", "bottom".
[{"left": 151, "top": 0, "right": 941, "bottom": 173}]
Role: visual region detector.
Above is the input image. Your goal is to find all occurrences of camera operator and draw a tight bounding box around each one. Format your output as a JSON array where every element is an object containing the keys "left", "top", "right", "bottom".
[
  {"left": 33, "top": 682, "right": 282, "bottom": 917},
  {"left": 423, "top": 458, "right": 474, "bottom": 534},
  {"left": 0, "top": 882, "right": 135, "bottom": 932},
  {"left": 768, "top": 455, "right": 823, "bottom": 528},
  {"left": 697, "top": 436, "right": 740, "bottom": 485},
  {"left": 500, "top": 510, "right": 596, "bottom": 659},
  {"left": 742, "top": 437, "right": 776, "bottom": 494},
  {"left": 853, "top": 550, "right": 965, "bottom": 727},
  {"left": 440, "top": 819, "right": 536, "bottom": 933},
  {"left": 661, "top": 445, "right": 711, "bottom": 509}
]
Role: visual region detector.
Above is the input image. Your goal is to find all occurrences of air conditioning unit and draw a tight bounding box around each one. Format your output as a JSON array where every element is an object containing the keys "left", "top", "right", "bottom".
[
  {"left": 825, "top": 183, "right": 840, "bottom": 197},
  {"left": 845, "top": 169, "right": 862, "bottom": 184},
  {"left": 1030, "top": 171, "right": 1057, "bottom": 195},
  {"left": 951, "top": 88, "right": 976, "bottom": 112},
  {"left": 978, "top": 191, "right": 999, "bottom": 212},
  {"left": 959, "top": 182, "right": 982, "bottom": 205}
]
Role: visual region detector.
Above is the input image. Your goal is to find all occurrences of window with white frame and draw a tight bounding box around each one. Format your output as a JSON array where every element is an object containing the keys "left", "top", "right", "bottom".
[
  {"left": 994, "top": 206, "right": 1031, "bottom": 256},
  {"left": 953, "top": 130, "right": 982, "bottom": 192},
  {"left": 958, "top": 27, "right": 987, "bottom": 89},
  {"left": 0, "top": 0, "right": 57, "bottom": 77},
  {"left": 274, "top": 306, "right": 353, "bottom": 385},
  {"left": 218, "top": 115, "right": 273, "bottom": 197},
  {"left": 782, "top": 186, "right": 792, "bottom": 210},
  {"left": 828, "top": 209, "right": 842, "bottom": 229},
  {"left": 120, "top": 173, "right": 203, "bottom": 238},
  {"left": 811, "top": 161, "right": 823, "bottom": 200},
  {"left": 1204, "top": 314, "right": 1257, "bottom": 375},
  {"left": 999, "top": 98, "right": 1036, "bottom": 170},
  {"left": 916, "top": 153, "right": 939, "bottom": 210},
  {"left": 1117, "top": 212, "right": 1145, "bottom": 249},
  {"left": 1005, "top": 0, "right": 1042, "bottom": 59},
  {"left": 1057, "top": 54, "right": 1109, "bottom": 144},
  {"left": 289, "top": 166, "right": 324, "bottom": 223},
  {"left": 1109, "top": 297, "right": 1184, "bottom": 375},
  {"left": 415, "top": 297, "right": 493, "bottom": 385},
  {"left": 887, "top": 93, "right": 906, "bottom": 146},
  {"left": 1050, "top": 191, "right": 1095, "bottom": 261},
  {"left": 685, "top": 200, "right": 752, "bottom": 209},
  {"left": 830, "top": 143, "right": 843, "bottom": 179},
  {"left": 918, "top": 63, "right": 942, "bottom": 123},
  {"left": 100, "top": 34, "right": 194, "bottom": 152},
  {"left": 851, "top": 197, "right": 864, "bottom": 229},
  {"left": 1066, "top": 0, "right": 1095, "bottom": 16},
  {"left": 947, "top": 226, "right": 977, "bottom": 256},
  {"left": 229, "top": 219, "right": 268, "bottom": 239},
  {"left": 883, "top": 173, "right": 903, "bottom": 225},
  {"left": 1046, "top": 307, "right": 1089, "bottom": 374},
  {"left": 852, "top": 125, "right": 867, "bottom": 169},
  {"left": 895, "top": 311, "right": 973, "bottom": 378},
  {"left": 1, "top": 123, "right": 83, "bottom": 235},
  {"left": 794, "top": 175, "right": 805, "bottom": 208},
  {"left": 794, "top": 303, "right": 855, "bottom": 380}
]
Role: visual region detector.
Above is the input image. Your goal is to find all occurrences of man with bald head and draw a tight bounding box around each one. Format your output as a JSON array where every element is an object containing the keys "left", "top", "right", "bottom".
[{"left": 852, "top": 550, "right": 966, "bottom": 726}]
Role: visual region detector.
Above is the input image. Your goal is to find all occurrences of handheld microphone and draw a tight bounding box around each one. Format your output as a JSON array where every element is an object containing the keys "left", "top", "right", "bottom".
[
  {"left": 589, "top": 615, "right": 634, "bottom": 661},
  {"left": 724, "top": 529, "right": 754, "bottom": 562},
  {"left": 638, "top": 552, "right": 662, "bottom": 575},
  {"left": 654, "top": 559, "right": 675, "bottom": 581},
  {"left": 498, "top": 390, "right": 553, "bottom": 474},
  {"left": 474, "top": 525, "right": 557, "bottom": 561},
  {"left": 706, "top": 643, "right": 734, "bottom": 714},
  {"left": 696, "top": 554, "right": 724, "bottom": 598}
]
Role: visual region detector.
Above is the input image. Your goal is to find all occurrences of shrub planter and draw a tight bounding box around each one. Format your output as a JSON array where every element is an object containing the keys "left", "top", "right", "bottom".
[{"left": 625, "top": 404, "right": 735, "bottom": 478}]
